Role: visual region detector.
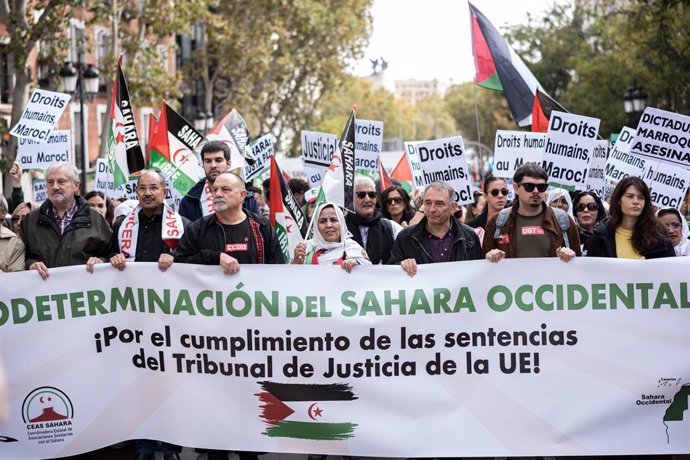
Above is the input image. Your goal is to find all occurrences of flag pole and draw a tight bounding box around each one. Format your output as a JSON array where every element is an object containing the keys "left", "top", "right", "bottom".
[{"left": 472, "top": 83, "right": 486, "bottom": 182}]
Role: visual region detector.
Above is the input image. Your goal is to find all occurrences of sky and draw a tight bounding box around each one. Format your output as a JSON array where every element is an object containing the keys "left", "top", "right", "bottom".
[{"left": 352, "top": 0, "right": 559, "bottom": 89}]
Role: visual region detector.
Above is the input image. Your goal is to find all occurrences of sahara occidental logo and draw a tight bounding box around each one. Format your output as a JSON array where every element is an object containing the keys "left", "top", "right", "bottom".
[
  {"left": 22, "top": 386, "right": 75, "bottom": 444},
  {"left": 256, "top": 381, "right": 358, "bottom": 441}
]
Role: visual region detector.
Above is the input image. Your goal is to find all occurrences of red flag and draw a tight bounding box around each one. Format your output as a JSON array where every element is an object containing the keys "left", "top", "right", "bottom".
[
  {"left": 531, "top": 90, "right": 549, "bottom": 133},
  {"left": 146, "top": 112, "right": 159, "bottom": 163},
  {"left": 378, "top": 156, "right": 393, "bottom": 191}
]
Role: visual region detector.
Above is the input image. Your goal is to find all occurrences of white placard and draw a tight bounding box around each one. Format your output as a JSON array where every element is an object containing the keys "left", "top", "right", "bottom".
[
  {"left": 642, "top": 161, "right": 690, "bottom": 209},
  {"left": 243, "top": 134, "right": 275, "bottom": 182},
  {"left": 403, "top": 141, "right": 425, "bottom": 190},
  {"left": 416, "top": 135, "right": 474, "bottom": 205},
  {"left": 542, "top": 111, "right": 601, "bottom": 187},
  {"left": 492, "top": 130, "right": 546, "bottom": 179},
  {"left": 630, "top": 107, "right": 690, "bottom": 170},
  {"left": 354, "top": 119, "right": 384, "bottom": 172},
  {"left": 16, "top": 129, "right": 71, "bottom": 170},
  {"left": 301, "top": 130, "right": 337, "bottom": 188},
  {"left": 584, "top": 140, "right": 609, "bottom": 196},
  {"left": 10, "top": 89, "right": 71, "bottom": 141},
  {"left": 604, "top": 127, "right": 645, "bottom": 183},
  {"left": 31, "top": 180, "right": 47, "bottom": 203}
]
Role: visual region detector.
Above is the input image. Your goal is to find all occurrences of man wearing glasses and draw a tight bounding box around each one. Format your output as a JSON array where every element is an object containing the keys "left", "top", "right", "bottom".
[
  {"left": 345, "top": 175, "right": 402, "bottom": 264},
  {"left": 483, "top": 163, "right": 580, "bottom": 262}
]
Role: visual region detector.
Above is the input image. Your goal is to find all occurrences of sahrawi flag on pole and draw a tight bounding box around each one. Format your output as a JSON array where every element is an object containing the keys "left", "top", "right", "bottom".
[
  {"left": 256, "top": 381, "right": 358, "bottom": 440},
  {"left": 315, "top": 109, "right": 356, "bottom": 211},
  {"left": 469, "top": 3, "right": 566, "bottom": 127},
  {"left": 107, "top": 58, "right": 145, "bottom": 187},
  {"left": 269, "top": 156, "right": 307, "bottom": 263},
  {"left": 202, "top": 109, "right": 256, "bottom": 168},
  {"left": 148, "top": 102, "right": 204, "bottom": 196}
]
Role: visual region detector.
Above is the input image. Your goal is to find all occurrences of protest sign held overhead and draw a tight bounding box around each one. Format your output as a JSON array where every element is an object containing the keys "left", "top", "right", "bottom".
[
  {"left": 16, "top": 130, "right": 71, "bottom": 170},
  {"left": 301, "top": 130, "right": 338, "bottom": 188},
  {"left": 604, "top": 127, "right": 644, "bottom": 183},
  {"left": 542, "top": 111, "right": 601, "bottom": 188},
  {"left": 403, "top": 141, "right": 425, "bottom": 189},
  {"left": 630, "top": 107, "right": 690, "bottom": 170},
  {"left": 642, "top": 162, "right": 690, "bottom": 209},
  {"left": 584, "top": 140, "right": 609, "bottom": 197},
  {"left": 107, "top": 59, "right": 146, "bottom": 188},
  {"left": 416, "top": 135, "right": 474, "bottom": 205},
  {"left": 354, "top": 119, "right": 384, "bottom": 172},
  {"left": 492, "top": 130, "right": 546, "bottom": 178},
  {"left": 10, "top": 88, "right": 71, "bottom": 141},
  {"left": 244, "top": 135, "right": 275, "bottom": 182}
]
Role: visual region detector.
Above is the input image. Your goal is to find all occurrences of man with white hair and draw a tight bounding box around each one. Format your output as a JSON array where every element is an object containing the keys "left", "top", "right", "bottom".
[
  {"left": 345, "top": 175, "right": 401, "bottom": 264},
  {"left": 21, "top": 162, "right": 111, "bottom": 279},
  {"left": 0, "top": 194, "right": 25, "bottom": 272}
]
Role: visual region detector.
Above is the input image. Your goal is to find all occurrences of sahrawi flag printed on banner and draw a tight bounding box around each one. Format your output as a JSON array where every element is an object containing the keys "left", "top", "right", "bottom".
[
  {"left": 315, "top": 109, "right": 356, "bottom": 211},
  {"left": 269, "top": 156, "right": 307, "bottom": 263},
  {"left": 469, "top": 3, "right": 566, "bottom": 127},
  {"left": 203, "top": 109, "right": 256, "bottom": 168},
  {"left": 256, "top": 381, "right": 358, "bottom": 440},
  {"left": 148, "top": 102, "right": 204, "bottom": 196},
  {"left": 107, "top": 59, "right": 146, "bottom": 187}
]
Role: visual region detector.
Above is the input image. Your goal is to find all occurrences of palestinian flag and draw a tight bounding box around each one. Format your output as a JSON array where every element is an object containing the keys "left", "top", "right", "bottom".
[
  {"left": 269, "top": 156, "right": 307, "bottom": 263},
  {"left": 148, "top": 102, "right": 204, "bottom": 196},
  {"left": 203, "top": 109, "right": 256, "bottom": 169},
  {"left": 391, "top": 151, "right": 414, "bottom": 194},
  {"left": 146, "top": 112, "right": 159, "bottom": 164},
  {"left": 256, "top": 381, "right": 358, "bottom": 441},
  {"left": 377, "top": 155, "right": 393, "bottom": 192},
  {"left": 532, "top": 88, "right": 566, "bottom": 132},
  {"left": 315, "top": 109, "right": 356, "bottom": 212},
  {"left": 107, "top": 59, "right": 145, "bottom": 187}
]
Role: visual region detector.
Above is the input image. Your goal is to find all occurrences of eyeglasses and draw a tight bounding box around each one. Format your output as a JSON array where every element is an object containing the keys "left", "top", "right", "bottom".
[
  {"left": 662, "top": 222, "right": 682, "bottom": 230},
  {"left": 386, "top": 197, "right": 404, "bottom": 205},
  {"left": 518, "top": 182, "right": 548, "bottom": 193},
  {"left": 137, "top": 185, "right": 161, "bottom": 193},
  {"left": 356, "top": 191, "right": 377, "bottom": 199},
  {"left": 575, "top": 202, "right": 600, "bottom": 212},
  {"left": 489, "top": 188, "right": 509, "bottom": 197}
]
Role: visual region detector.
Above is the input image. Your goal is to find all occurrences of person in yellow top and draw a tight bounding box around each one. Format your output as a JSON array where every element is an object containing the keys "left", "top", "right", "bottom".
[{"left": 587, "top": 177, "right": 674, "bottom": 259}]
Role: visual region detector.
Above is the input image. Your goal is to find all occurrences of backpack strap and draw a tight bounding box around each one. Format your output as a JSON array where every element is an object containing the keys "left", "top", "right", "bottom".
[
  {"left": 550, "top": 207, "right": 571, "bottom": 249},
  {"left": 493, "top": 208, "right": 512, "bottom": 240}
]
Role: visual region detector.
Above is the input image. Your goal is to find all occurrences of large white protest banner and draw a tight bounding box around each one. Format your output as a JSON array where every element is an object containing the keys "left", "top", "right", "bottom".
[
  {"left": 301, "top": 131, "right": 337, "bottom": 188},
  {"left": 403, "top": 141, "right": 425, "bottom": 189},
  {"left": 584, "top": 140, "right": 609, "bottom": 196},
  {"left": 16, "top": 130, "right": 72, "bottom": 170},
  {"left": 605, "top": 127, "right": 645, "bottom": 183},
  {"left": 630, "top": 107, "right": 690, "bottom": 170},
  {"left": 243, "top": 134, "right": 275, "bottom": 182},
  {"left": 642, "top": 161, "right": 690, "bottom": 209},
  {"left": 354, "top": 119, "right": 383, "bottom": 172},
  {"left": 10, "top": 89, "right": 71, "bottom": 141},
  {"left": 493, "top": 130, "right": 546, "bottom": 179},
  {"left": 0, "top": 259, "right": 688, "bottom": 460},
  {"left": 542, "top": 111, "right": 601, "bottom": 188},
  {"left": 416, "top": 136, "right": 474, "bottom": 204}
]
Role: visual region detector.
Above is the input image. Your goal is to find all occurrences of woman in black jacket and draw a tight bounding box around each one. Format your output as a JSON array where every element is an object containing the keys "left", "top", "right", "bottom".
[{"left": 588, "top": 177, "right": 674, "bottom": 259}]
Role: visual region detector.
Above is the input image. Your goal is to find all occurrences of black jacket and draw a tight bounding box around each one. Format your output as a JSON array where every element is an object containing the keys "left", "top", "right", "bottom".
[
  {"left": 387, "top": 216, "right": 482, "bottom": 264},
  {"left": 179, "top": 178, "right": 259, "bottom": 222},
  {"left": 587, "top": 221, "right": 675, "bottom": 259},
  {"left": 174, "top": 211, "right": 284, "bottom": 265},
  {"left": 109, "top": 210, "right": 191, "bottom": 262}
]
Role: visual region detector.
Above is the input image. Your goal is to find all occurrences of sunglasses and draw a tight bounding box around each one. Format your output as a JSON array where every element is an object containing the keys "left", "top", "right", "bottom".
[
  {"left": 519, "top": 182, "right": 549, "bottom": 193},
  {"left": 662, "top": 222, "right": 682, "bottom": 230},
  {"left": 489, "top": 188, "right": 509, "bottom": 197},
  {"left": 386, "top": 196, "right": 404, "bottom": 205},
  {"left": 575, "top": 202, "right": 600, "bottom": 212},
  {"left": 356, "top": 191, "right": 377, "bottom": 199}
]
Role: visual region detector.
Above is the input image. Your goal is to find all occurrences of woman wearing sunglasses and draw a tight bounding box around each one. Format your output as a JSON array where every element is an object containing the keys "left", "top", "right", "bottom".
[
  {"left": 588, "top": 177, "right": 674, "bottom": 259},
  {"left": 467, "top": 175, "right": 509, "bottom": 244},
  {"left": 572, "top": 191, "right": 606, "bottom": 255},
  {"left": 655, "top": 207, "right": 690, "bottom": 256},
  {"left": 381, "top": 185, "right": 416, "bottom": 226}
]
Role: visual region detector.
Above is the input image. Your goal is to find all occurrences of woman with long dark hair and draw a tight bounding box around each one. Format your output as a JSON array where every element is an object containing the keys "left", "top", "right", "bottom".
[
  {"left": 381, "top": 185, "right": 415, "bottom": 226},
  {"left": 588, "top": 177, "right": 674, "bottom": 259},
  {"left": 84, "top": 190, "right": 115, "bottom": 227},
  {"left": 572, "top": 191, "right": 606, "bottom": 255}
]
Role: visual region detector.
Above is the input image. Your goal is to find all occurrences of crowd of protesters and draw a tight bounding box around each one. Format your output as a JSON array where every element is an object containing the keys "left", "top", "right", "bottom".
[{"left": 0, "top": 153, "right": 688, "bottom": 460}]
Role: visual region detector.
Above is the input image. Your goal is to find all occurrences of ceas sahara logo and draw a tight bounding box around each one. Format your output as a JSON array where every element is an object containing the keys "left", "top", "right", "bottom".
[{"left": 22, "top": 386, "right": 73, "bottom": 429}]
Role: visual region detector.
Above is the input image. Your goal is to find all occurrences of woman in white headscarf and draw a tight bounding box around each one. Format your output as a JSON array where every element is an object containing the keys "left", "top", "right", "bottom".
[
  {"left": 655, "top": 207, "right": 690, "bottom": 256},
  {"left": 546, "top": 188, "right": 574, "bottom": 218},
  {"left": 291, "top": 202, "right": 371, "bottom": 272}
]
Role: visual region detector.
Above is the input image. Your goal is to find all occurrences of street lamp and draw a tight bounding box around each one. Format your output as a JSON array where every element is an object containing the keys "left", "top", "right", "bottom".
[
  {"left": 58, "top": 60, "right": 100, "bottom": 193},
  {"left": 623, "top": 81, "right": 647, "bottom": 128}
]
